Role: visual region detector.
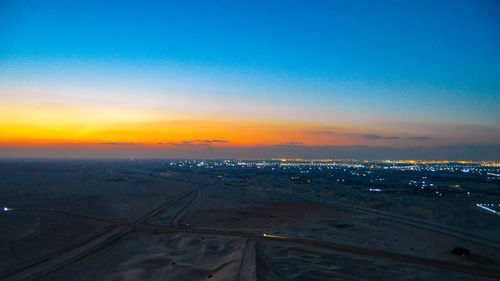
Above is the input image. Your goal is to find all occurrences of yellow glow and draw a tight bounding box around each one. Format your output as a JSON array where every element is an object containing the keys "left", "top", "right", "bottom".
[
  {"left": 0, "top": 102, "right": 365, "bottom": 146},
  {"left": 1, "top": 102, "right": 433, "bottom": 150},
  {"left": 263, "top": 234, "right": 287, "bottom": 239}
]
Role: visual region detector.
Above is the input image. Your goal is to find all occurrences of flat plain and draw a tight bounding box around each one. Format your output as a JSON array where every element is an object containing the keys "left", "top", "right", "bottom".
[{"left": 0, "top": 159, "right": 499, "bottom": 281}]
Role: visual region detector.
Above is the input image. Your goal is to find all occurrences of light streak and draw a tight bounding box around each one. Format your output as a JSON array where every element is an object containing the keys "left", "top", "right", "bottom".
[
  {"left": 262, "top": 233, "right": 287, "bottom": 239},
  {"left": 476, "top": 204, "right": 500, "bottom": 215}
]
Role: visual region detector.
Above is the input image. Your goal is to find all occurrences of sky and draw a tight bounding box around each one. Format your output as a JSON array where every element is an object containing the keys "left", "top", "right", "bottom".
[{"left": 1, "top": 0, "right": 499, "bottom": 159}]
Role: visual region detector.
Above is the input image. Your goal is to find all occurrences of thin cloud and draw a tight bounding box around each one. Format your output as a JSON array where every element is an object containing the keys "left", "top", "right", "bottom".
[
  {"left": 305, "top": 131, "right": 430, "bottom": 141},
  {"left": 363, "top": 135, "right": 432, "bottom": 141},
  {"left": 304, "top": 131, "right": 336, "bottom": 135},
  {"left": 363, "top": 134, "right": 400, "bottom": 140},
  {"left": 192, "top": 139, "right": 231, "bottom": 143},
  {"left": 161, "top": 139, "right": 231, "bottom": 147},
  {"left": 99, "top": 142, "right": 138, "bottom": 145}
]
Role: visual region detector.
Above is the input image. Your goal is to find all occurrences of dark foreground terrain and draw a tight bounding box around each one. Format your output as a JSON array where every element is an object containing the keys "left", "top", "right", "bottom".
[{"left": 0, "top": 159, "right": 499, "bottom": 280}]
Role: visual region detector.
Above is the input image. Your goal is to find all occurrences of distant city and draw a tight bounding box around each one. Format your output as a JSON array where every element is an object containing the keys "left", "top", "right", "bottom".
[{"left": 162, "top": 159, "right": 500, "bottom": 216}]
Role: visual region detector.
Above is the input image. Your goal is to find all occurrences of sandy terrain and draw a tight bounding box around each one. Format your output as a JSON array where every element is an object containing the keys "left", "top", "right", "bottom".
[{"left": 0, "top": 159, "right": 499, "bottom": 280}]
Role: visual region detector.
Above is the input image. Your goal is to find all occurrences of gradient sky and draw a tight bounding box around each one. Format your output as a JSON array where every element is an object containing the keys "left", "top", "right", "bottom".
[{"left": 1, "top": 0, "right": 499, "bottom": 159}]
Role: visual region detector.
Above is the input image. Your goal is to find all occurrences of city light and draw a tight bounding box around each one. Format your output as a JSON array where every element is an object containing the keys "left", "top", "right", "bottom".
[{"left": 476, "top": 204, "right": 500, "bottom": 215}]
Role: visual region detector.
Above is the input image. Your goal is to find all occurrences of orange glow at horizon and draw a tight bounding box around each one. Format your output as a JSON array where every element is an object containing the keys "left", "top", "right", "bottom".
[{"left": 0, "top": 102, "right": 363, "bottom": 148}]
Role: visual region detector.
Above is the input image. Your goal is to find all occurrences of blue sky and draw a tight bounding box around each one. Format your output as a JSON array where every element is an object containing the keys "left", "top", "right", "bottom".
[
  {"left": 0, "top": 0, "right": 499, "bottom": 158},
  {"left": 2, "top": 0, "right": 499, "bottom": 119}
]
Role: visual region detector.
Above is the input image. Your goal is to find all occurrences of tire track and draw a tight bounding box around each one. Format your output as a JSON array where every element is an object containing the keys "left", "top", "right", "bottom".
[
  {"left": 4, "top": 186, "right": 500, "bottom": 280},
  {"left": 170, "top": 188, "right": 200, "bottom": 226},
  {"left": 12, "top": 208, "right": 126, "bottom": 225},
  {"left": 331, "top": 201, "right": 500, "bottom": 248},
  {"left": 2, "top": 188, "right": 199, "bottom": 281},
  {"left": 149, "top": 226, "right": 500, "bottom": 279},
  {"left": 0, "top": 226, "right": 113, "bottom": 280},
  {"left": 254, "top": 240, "right": 285, "bottom": 281},
  {"left": 238, "top": 238, "right": 257, "bottom": 281},
  {"left": 4, "top": 209, "right": 500, "bottom": 280},
  {"left": 230, "top": 185, "right": 500, "bottom": 249}
]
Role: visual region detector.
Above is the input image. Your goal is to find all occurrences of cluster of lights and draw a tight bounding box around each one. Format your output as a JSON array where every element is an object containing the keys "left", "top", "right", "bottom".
[
  {"left": 162, "top": 160, "right": 498, "bottom": 191},
  {"left": 165, "top": 159, "right": 498, "bottom": 175},
  {"left": 408, "top": 179, "right": 436, "bottom": 190}
]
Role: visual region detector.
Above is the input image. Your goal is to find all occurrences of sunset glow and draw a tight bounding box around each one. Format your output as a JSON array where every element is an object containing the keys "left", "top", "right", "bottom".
[{"left": 1, "top": 1, "right": 499, "bottom": 159}]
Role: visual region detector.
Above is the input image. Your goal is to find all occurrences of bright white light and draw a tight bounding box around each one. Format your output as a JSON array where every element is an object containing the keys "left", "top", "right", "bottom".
[
  {"left": 3, "top": 207, "right": 7, "bottom": 212},
  {"left": 476, "top": 204, "right": 499, "bottom": 215}
]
